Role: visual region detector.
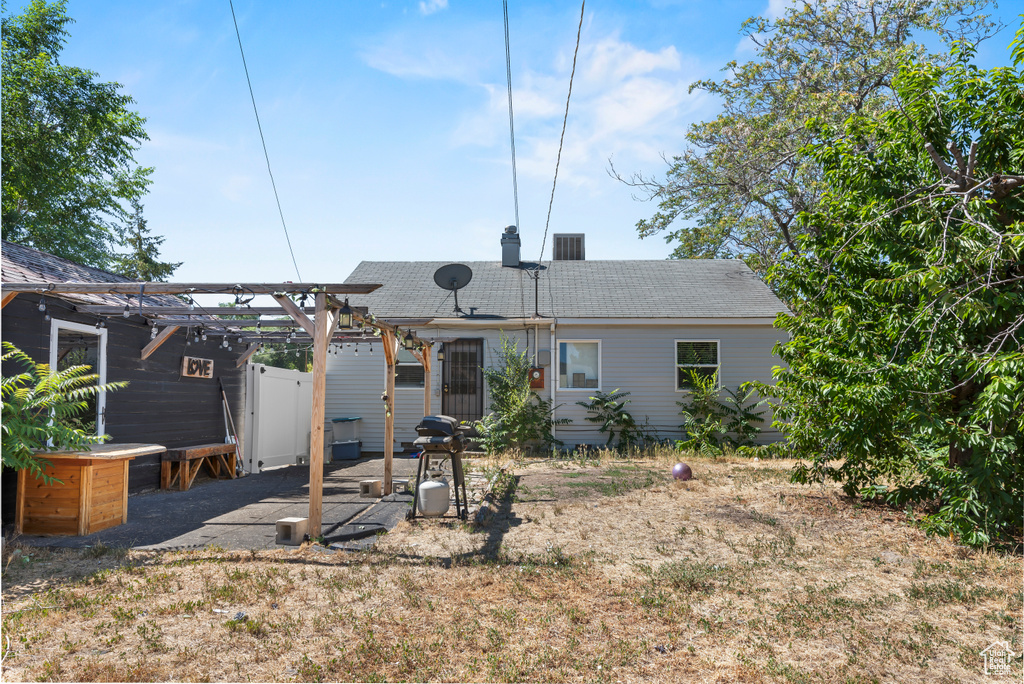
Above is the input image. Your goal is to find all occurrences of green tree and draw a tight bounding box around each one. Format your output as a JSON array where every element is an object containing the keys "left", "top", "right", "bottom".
[
  {"left": 614, "top": 0, "right": 999, "bottom": 278},
  {"left": 109, "top": 200, "right": 181, "bottom": 281},
  {"left": 769, "top": 43, "right": 1023, "bottom": 546},
  {"left": 2, "top": 0, "right": 153, "bottom": 269},
  {"left": 251, "top": 343, "right": 310, "bottom": 372}
]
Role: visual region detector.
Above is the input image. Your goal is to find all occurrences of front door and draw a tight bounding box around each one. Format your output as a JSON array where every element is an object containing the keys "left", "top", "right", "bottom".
[{"left": 441, "top": 339, "right": 484, "bottom": 424}]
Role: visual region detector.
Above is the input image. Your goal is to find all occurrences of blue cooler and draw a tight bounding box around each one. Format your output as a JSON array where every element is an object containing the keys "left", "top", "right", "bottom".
[{"left": 331, "top": 440, "right": 361, "bottom": 460}]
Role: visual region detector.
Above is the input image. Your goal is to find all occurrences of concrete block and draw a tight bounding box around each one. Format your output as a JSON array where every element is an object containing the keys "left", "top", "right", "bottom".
[
  {"left": 275, "top": 517, "right": 308, "bottom": 545},
  {"left": 359, "top": 480, "right": 382, "bottom": 498}
]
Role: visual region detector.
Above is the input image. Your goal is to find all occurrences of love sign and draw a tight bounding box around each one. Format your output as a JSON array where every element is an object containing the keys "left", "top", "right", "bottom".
[{"left": 181, "top": 356, "right": 214, "bottom": 378}]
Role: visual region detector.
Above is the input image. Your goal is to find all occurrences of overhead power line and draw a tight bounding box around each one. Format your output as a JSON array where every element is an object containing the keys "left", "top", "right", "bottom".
[
  {"left": 537, "top": 0, "right": 585, "bottom": 265},
  {"left": 229, "top": 0, "right": 303, "bottom": 282},
  {"left": 503, "top": 0, "right": 520, "bottom": 234}
]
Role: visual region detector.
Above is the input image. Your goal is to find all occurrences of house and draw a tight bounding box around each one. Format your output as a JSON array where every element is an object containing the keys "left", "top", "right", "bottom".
[
  {"left": 1, "top": 241, "right": 247, "bottom": 521},
  {"left": 325, "top": 228, "right": 789, "bottom": 451}
]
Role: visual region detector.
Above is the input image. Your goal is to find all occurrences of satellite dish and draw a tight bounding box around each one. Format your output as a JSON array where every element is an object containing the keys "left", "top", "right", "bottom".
[
  {"left": 433, "top": 264, "right": 473, "bottom": 314},
  {"left": 433, "top": 263, "right": 472, "bottom": 290}
]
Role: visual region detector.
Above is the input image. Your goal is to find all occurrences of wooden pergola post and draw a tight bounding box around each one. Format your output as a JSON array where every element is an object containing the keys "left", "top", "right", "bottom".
[
  {"left": 381, "top": 330, "right": 398, "bottom": 496},
  {"left": 411, "top": 343, "right": 432, "bottom": 418},
  {"left": 306, "top": 292, "right": 339, "bottom": 538}
]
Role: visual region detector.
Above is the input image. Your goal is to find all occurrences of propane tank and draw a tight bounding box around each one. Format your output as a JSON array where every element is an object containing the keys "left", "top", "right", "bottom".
[{"left": 417, "top": 470, "right": 450, "bottom": 517}]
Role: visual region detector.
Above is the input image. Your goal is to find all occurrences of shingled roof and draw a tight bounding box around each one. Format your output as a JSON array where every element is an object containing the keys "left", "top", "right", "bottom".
[
  {"left": 1, "top": 240, "right": 180, "bottom": 308},
  {"left": 344, "top": 259, "right": 787, "bottom": 320}
]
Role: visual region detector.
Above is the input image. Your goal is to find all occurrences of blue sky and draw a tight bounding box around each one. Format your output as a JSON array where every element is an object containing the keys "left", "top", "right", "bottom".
[{"left": 32, "top": 1, "right": 1024, "bottom": 285}]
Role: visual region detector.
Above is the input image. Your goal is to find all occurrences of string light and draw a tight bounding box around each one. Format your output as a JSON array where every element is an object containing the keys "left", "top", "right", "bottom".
[
  {"left": 38, "top": 300, "right": 46, "bottom": 312},
  {"left": 150, "top": 325, "right": 159, "bottom": 339},
  {"left": 122, "top": 303, "right": 130, "bottom": 318}
]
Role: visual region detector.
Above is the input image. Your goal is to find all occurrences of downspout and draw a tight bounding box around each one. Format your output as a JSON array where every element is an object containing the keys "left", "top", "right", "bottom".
[{"left": 549, "top": 319, "right": 557, "bottom": 444}]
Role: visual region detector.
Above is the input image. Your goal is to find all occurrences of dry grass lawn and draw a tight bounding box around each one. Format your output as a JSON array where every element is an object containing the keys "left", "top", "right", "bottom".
[{"left": 2, "top": 452, "right": 1021, "bottom": 682}]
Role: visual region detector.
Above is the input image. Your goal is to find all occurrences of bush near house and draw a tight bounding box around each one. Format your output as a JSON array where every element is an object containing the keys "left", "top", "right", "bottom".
[
  {"left": 476, "top": 333, "right": 568, "bottom": 454},
  {"left": 1, "top": 341, "right": 126, "bottom": 481}
]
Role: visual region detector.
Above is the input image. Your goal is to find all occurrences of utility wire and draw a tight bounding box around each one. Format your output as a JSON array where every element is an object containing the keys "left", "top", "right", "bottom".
[
  {"left": 229, "top": 0, "right": 303, "bottom": 281},
  {"left": 503, "top": 0, "right": 520, "bottom": 233},
  {"left": 537, "top": 0, "right": 584, "bottom": 265}
]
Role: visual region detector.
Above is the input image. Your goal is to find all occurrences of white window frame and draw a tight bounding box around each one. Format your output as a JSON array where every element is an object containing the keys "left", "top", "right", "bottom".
[
  {"left": 674, "top": 339, "right": 721, "bottom": 392},
  {"left": 556, "top": 339, "right": 602, "bottom": 391},
  {"left": 394, "top": 347, "right": 425, "bottom": 390},
  {"left": 49, "top": 318, "right": 108, "bottom": 435}
]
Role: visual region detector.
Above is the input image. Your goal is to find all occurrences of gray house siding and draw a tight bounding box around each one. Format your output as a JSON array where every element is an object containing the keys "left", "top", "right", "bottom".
[
  {"left": 324, "top": 320, "right": 785, "bottom": 451},
  {"left": 325, "top": 325, "right": 528, "bottom": 452},
  {"left": 550, "top": 322, "right": 784, "bottom": 445}
]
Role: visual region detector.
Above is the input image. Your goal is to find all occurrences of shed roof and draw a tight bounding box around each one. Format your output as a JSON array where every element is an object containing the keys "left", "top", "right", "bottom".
[
  {"left": 344, "top": 259, "right": 787, "bottom": 320},
  {"left": 1, "top": 240, "right": 180, "bottom": 308}
]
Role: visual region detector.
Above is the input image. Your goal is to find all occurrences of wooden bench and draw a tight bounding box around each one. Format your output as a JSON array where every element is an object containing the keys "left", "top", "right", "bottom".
[{"left": 160, "top": 443, "right": 238, "bottom": 491}]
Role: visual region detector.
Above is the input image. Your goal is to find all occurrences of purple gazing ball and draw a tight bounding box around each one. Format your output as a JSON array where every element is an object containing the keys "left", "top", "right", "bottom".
[{"left": 672, "top": 463, "right": 692, "bottom": 481}]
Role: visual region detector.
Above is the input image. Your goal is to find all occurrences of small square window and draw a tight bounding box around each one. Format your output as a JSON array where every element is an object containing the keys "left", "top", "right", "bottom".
[
  {"left": 558, "top": 341, "right": 600, "bottom": 389},
  {"left": 676, "top": 340, "right": 719, "bottom": 390},
  {"left": 396, "top": 348, "right": 424, "bottom": 388}
]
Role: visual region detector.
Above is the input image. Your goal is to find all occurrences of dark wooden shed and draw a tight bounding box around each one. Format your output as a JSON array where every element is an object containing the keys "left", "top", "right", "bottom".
[{"left": 1, "top": 242, "right": 246, "bottom": 523}]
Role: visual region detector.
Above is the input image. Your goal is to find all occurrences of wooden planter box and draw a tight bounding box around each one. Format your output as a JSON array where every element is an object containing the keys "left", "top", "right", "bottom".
[{"left": 16, "top": 444, "right": 166, "bottom": 536}]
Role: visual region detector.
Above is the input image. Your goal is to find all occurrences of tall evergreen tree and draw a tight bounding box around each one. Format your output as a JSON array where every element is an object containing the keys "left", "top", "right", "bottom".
[{"left": 109, "top": 201, "right": 181, "bottom": 282}]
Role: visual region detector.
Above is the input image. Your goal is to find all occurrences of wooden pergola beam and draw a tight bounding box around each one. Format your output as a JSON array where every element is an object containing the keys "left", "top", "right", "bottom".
[
  {"left": 140, "top": 326, "right": 180, "bottom": 360},
  {"left": 154, "top": 318, "right": 308, "bottom": 327},
  {"left": 272, "top": 294, "right": 316, "bottom": 338},
  {"left": 2, "top": 282, "right": 381, "bottom": 295},
  {"left": 76, "top": 306, "right": 320, "bottom": 315},
  {"left": 1, "top": 291, "right": 18, "bottom": 309},
  {"left": 235, "top": 343, "right": 261, "bottom": 368}
]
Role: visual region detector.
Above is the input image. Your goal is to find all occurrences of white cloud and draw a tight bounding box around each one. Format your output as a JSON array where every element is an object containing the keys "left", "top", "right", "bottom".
[
  {"left": 360, "top": 24, "right": 491, "bottom": 82},
  {"left": 419, "top": 0, "right": 448, "bottom": 16},
  {"left": 585, "top": 37, "right": 681, "bottom": 83},
  {"left": 454, "top": 32, "right": 711, "bottom": 189}
]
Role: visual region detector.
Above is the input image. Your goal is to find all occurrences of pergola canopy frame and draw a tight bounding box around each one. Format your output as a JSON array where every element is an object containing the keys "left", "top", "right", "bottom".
[{"left": 1, "top": 281, "right": 438, "bottom": 538}]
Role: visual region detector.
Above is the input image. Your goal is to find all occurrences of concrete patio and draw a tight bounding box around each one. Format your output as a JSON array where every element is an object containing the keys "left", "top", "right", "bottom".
[{"left": 10, "top": 456, "right": 419, "bottom": 551}]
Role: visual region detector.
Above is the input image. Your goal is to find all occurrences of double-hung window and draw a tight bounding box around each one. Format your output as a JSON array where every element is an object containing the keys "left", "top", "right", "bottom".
[
  {"left": 395, "top": 348, "right": 425, "bottom": 388},
  {"left": 558, "top": 340, "right": 600, "bottom": 389},
  {"left": 675, "top": 340, "right": 719, "bottom": 390}
]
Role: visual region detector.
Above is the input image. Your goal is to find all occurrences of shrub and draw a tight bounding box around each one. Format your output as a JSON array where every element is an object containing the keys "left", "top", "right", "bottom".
[
  {"left": 676, "top": 370, "right": 765, "bottom": 455},
  {"left": 2, "top": 341, "right": 127, "bottom": 481},
  {"left": 475, "top": 333, "right": 569, "bottom": 454}
]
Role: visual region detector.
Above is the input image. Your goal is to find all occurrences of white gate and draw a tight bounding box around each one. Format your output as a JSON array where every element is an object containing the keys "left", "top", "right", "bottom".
[{"left": 243, "top": 364, "right": 313, "bottom": 473}]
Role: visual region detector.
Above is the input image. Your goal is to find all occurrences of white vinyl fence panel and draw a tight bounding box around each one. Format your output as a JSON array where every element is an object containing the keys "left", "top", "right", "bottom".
[{"left": 244, "top": 364, "right": 313, "bottom": 473}]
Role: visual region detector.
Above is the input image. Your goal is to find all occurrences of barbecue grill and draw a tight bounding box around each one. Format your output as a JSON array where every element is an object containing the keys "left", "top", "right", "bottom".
[{"left": 409, "top": 415, "right": 470, "bottom": 520}]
